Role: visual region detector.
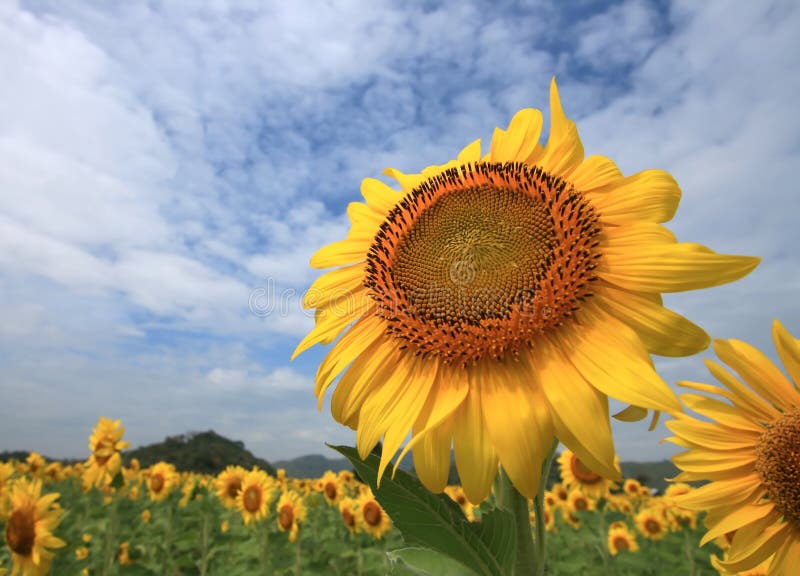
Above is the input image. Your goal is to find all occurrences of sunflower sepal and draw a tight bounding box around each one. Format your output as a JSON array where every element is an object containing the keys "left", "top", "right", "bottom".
[{"left": 331, "top": 444, "right": 517, "bottom": 576}]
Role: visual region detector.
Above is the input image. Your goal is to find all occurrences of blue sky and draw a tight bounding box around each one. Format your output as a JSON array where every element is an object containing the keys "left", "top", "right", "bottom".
[{"left": 1, "top": 0, "right": 798, "bottom": 464}]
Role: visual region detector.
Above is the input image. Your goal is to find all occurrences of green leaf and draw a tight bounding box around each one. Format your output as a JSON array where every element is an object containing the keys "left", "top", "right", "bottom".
[
  {"left": 390, "top": 547, "right": 480, "bottom": 576},
  {"left": 330, "top": 444, "right": 516, "bottom": 576}
]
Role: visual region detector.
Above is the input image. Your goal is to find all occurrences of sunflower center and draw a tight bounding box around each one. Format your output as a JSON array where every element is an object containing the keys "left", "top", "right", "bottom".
[
  {"left": 644, "top": 519, "right": 661, "bottom": 535},
  {"left": 755, "top": 409, "right": 800, "bottom": 525},
  {"left": 226, "top": 478, "right": 242, "bottom": 499},
  {"left": 612, "top": 535, "right": 630, "bottom": 551},
  {"left": 342, "top": 507, "right": 356, "bottom": 528},
  {"left": 6, "top": 507, "right": 36, "bottom": 556},
  {"left": 324, "top": 482, "right": 338, "bottom": 501},
  {"left": 243, "top": 486, "right": 262, "bottom": 513},
  {"left": 279, "top": 504, "right": 294, "bottom": 530},
  {"left": 366, "top": 162, "right": 600, "bottom": 366},
  {"left": 150, "top": 474, "right": 165, "bottom": 494},
  {"left": 570, "top": 455, "right": 603, "bottom": 484},
  {"left": 363, "top": 501, "right": 382, "bottom": 526},
  {"left": 574, "top": 497, "right": 588, "bottom": 511}
]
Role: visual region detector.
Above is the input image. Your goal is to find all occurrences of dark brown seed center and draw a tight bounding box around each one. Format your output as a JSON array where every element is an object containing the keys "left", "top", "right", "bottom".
[{"left": 755, "top": 409, "right": 800, "bottom": 525}]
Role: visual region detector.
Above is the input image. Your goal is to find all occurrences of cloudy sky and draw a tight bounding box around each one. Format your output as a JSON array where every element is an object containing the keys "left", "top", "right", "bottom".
[{"left": 1, "top": 0, "right": 798, "bottom": 466}]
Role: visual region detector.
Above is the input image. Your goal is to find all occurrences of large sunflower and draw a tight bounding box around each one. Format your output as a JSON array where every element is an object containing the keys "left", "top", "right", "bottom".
[
  {"left": 667, "top": 320, "right": 800, "bottom": 575},
  {"left": 295, "top": 78, "right": 759, "bottom": 503},
  {"left": 4, "top": 478, "right": 65, "bottom": 576}
]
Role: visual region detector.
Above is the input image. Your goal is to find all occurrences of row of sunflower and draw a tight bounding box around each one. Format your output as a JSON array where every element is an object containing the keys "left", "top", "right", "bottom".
[{"left": 0, "top": 411, "right": 786, "bottom": 575}]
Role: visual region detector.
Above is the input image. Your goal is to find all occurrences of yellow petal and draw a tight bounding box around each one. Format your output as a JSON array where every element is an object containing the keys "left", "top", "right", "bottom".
[
  {"left": 453, "top": 375, "right": 499, "bottom": 504},
  {"left": 564, "top": 305, "right": 682, "bottom": 413},
  {"left": 457, "top": 138, "right": 482, "bottom": 163},
  {"left": 612, "top": 404, "right": 648, "bottom": 422},
  {"left": 395, "top": 365, "right": 469, "bottom": 472},
  {"left": 601, "top": 222, "right": 677, "bottom": 249},
  {"left": 680, "top": 393, "right": 764, "bottom": 432},
  {"left": 599, "top": 283, "right": 709, "bottom": 357},
  {"left": 569, "top": 155, "right": 623, "bottom": 192},
  {"left": 586, "top": 169, "right": 681, "bottom": 224},
  {"left": 480, "top": 358, "right": 554, "bottom": 499},
  {"left": 703, "top": 359, "right": 780, "bottom": 422},
  {"left": 346, "top": 201, "right": 383, "bottom": 240},
  {"left": 720, "top": 519, "right": 790, "bottom": 572},
  {"left": 314, "top": 313, "right": 387, "bottom": 406},
  {"left": 356, "top": 355, "right": 418, "bottom": 460},
  {"left": 331, "top": 339, "right": 397, "bottom": 427},
  {"left": 773, "top": 319, "right": 800, "bottom": 389},
  {"left": 310, "top": 238, "right": 369, "bottom": 269},
  {"left": 302, "top": 263, "right": 364, "bottom": 309},
  {"left": 490, "top": 108, "right": 543, "bottom": 163},
  {"left": 771, "top": 537, "right": 800, "bottom": 576},
  {"left": 601, "top": 242, "right": 760, "bottom": 293},
  {"left": 676, "top": 474, "right": 762, "bottom": 512},
  {"left": 535, "top": 339, "right": 619, "bottom": 480},
  {"left": 672, "top": 447, "right": 756, "bottom": 474},
  {"left": 383, "top": 166, "right": 426, "bottom": 192},
  {"left": 412, "top": 416, "right": 455, "bottom": 494},
  {"left": 361, "top": 177, "right": 402, "bottom": 214},
  {"left": 376, "top": 359, "right": 438, "bottom": 482},
  {"left": 700, "top": 501, "right": 776, "bottom": 546},
  {"left": 714, "top": 338, "right": 800, "bottom": 410},
  {"left": 534, "top": 77, "right": 584, "bottom": 176},
  {"left": 666, "top": 415, "right": 761, "bottom": 451},
  {"left": 291, "top": 302, "right": 366, "bottom": 360}
]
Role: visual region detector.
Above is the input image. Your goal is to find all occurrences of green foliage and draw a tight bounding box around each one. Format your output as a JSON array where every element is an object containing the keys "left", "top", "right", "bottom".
[{"left": 332, "top": 444, "right": 516, "bottom": 576}]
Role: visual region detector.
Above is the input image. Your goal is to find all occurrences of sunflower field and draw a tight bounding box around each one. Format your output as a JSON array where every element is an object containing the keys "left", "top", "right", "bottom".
[{"left": 1, "top": 419, "right": 735, "bottom": 576}]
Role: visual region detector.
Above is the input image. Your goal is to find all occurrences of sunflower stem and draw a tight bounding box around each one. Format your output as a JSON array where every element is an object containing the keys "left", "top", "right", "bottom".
[
  {"left": 533, "top": 439, "right": 559, "bottom": 576},
  {"left": 495, "top": 466, "right": 536, "bottom": 575},
  {"left": 683, "top": 528, "right": 697, "bottom": 576}
]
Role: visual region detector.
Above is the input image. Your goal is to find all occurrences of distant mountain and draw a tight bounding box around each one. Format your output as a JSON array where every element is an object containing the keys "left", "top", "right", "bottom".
[
  {"left": 123, "top": 430, "right": 276, "bottom": 476},
  {"left": 272, "top": 454, "right": 351, "bottom": 478}
]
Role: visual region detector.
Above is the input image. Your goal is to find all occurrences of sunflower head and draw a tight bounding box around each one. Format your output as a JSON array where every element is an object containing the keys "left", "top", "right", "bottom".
[
  {"left": 4, "top": 478, "right": 66, "bottom": 576},
  {"left": 276, "top": 491, "right": 307, "bottom": 542},
  {"left": 339, "top": 497, "right": 359, "bottom": 534},
  {"left": 236, "top": 469, "right": 275, "bottom": 526},
  {"left": 558, "top": 449, "right": 617, "bottom": 499},
  {"left": 356, "top": 492, "right": 391, "bottom": 539},
  {"left": 317, "top": 470, "right": 341, "bottom": 506},
  {"left": 214, "top": 465, "right": 247, "bottom": 509},
  {"left": 146, "top": 462, "right": 178, "bottom": 502},
  {"left": 297, "top": 77, "right": 760, "bottom": 504},
  {"left": 635, "top": 507, "right": 668, "bottom": 541},
  {"left": 668, "top": 319, "right": 800, "bottom": 575},
  {"left": 608, "top": 524, "right": 639, "bottom": 556}
]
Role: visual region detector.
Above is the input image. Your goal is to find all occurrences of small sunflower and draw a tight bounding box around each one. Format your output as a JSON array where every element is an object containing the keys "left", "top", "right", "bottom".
[
  {"left": 558, "top": 449, "right": 617, "bottom": 499},
  {"left": 529, "top": 507, "right": 555, "bottom": 532},
  {"left": 294, "top": 77, "right": 759, "bottom": 503},
  {"left": 3, "top": 478, "right": 65, "bottom": 576},
  {"left": 608, "top": 524, "right": 639, "bottom": 556},
  {"left": 444, "top": 485, "right": 476, "bottom": 521},
  {"left": 623, "top": 478, "right": 644, "bottom": 498},
  {"left": 214, "top": 465, "right": 247, "bottom": 509},
  {"left": 317, "top": 470, "right": 342, "bottom": 506},
  {"left": 357, "top": 491, "right": 391, "bottom": 539},
  {"left": 82, "top": 417, "right": 129, "bottom": 489},
  {"left": 276, "top": 491, "right": 307, "bottom": 543},
  {"left": 339, "top": 497, "right": 359, "bottom": 534},
  {"left": 567, "top": 489, "right": 595, "bottom": 513},
  {"left": 236, "top": 469, "right": 275, "bottom": 526},
  {"left": 24, "top": 454, "right": 45, "bottom": 478},
  {"left": 635, "top": 507, "right": 668, "bottom": 541},
  {"left": 551, "top": 483, "right": 569, "bottom": 507},
  {"left": 667, "top": 320, "right": 800, "bottom": 575},
  {"left": 146, "top": 462, "right": 178, "bottom": 502}
]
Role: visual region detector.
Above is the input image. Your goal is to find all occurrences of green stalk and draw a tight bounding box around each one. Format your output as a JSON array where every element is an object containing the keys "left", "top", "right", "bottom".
[
  {"left": 595, "top": 502, "right": 616, "bottom": 576},
  {"left": 100, "top": 495, "right": 119, "bottom": 576},
  {"left": 683, "top": 527, "right": 698, "bottom": 576},
  {"left": 533, "top": 440, "right": 559, "bottom": 576},
  {"left": 258, "top": 522, "right": 271, "bottom": 574},
  {"left": 495, "top": 467, "right": 536, "bottom": 575},
  {"left": 198, "top": 505, "right": 211, "bottom": 576}
]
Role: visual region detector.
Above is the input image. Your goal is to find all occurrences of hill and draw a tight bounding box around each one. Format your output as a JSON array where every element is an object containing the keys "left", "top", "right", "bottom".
[{"left": 123, "top": 430, "right": 276, "bottom": 476}]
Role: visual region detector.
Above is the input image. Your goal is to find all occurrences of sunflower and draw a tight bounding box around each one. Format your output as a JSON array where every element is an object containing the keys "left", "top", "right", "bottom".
[
  {"left": 3, "top": 478, "right": 65, "bottom": 576},
  {"left": 24, "top": 454, "right": 44, "bottom": 478},
  {"left": 558, "top": 449, "right": 617, "bottom": 499},
  {"left": 214, "top": 465, "right": 247, "bottom": 509},
  {"left": 276, "top": 491, "right": 307, "bottom": 543},
  {"left": 667, "top": 320, "right": 800, "bottom": 575},
  {"left": 635, "top": 507, "right": 668, "bottom": 541},
  {"left": 339, "top": 497, "right": 359, "bottom": 534},
  {"left": 294, "top": 77, "right": 759, "bottom": 502},
  {"left": 146, "top": 462, "right": 178, "bottom": 502},
  {"left": 529, "top": 507, "right": 555, "bottom": 532},
  {"left": 567, "top": 489, "right": 595, "bottom": 513},
  {"left": 0, "top": 462, "right": 15, "bottom": 521},
  {"left": 82, "top": 417, "right": 129, "bottom": 489},
  {"left": 236, "top": 469, "right": 275, "bottom": 526},
  {"left": 623, "top": 478, "right": 644, "bottom": 498},
  {"left": 608, "top": 524, "right": 639, "bottom": 556},
  {"left": 357, "top": 491, "right": 391, "bottom": 539},
  {"left": 317, "top": 470, "right": 342, "bottom": 506}
]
